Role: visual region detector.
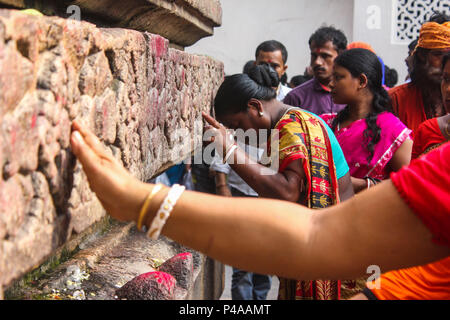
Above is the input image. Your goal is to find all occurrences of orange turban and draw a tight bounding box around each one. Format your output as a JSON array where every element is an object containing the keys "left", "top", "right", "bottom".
[
  {"left": 417, "top": 22, "right": 450, "bottom": 50},
  {"left": 347, "top": 42, "right": 376, "bottom": 53}
]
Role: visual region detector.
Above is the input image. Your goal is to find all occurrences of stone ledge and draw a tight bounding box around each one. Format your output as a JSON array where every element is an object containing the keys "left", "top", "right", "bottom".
[
  {"left": 0, "top": 0, "right": 222, "bottom": 47},
  {"left": 5, "top": 224, "right": 224, "bottom": 300}
]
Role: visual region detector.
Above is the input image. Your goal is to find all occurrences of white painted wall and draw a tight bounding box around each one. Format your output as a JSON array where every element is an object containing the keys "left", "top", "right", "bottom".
[
  {"left": 187, "top": 0, "right": 425, "bottom": 86},
  {"left": 186, "top": 0, "right": 354, "bottom": 80},
  {"left": 353, "top": 0, "right": 410, "bottom": 84}
]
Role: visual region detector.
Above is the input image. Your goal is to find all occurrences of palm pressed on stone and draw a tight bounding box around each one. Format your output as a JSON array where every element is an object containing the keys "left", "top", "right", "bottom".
[{"left": 70, "top": 120, "right": 150, "bottom": 223}]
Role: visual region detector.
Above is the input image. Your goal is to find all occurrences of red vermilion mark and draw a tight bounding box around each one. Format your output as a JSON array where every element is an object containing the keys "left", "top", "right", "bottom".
[
  {"left": 56, "top": 95, "right": 67, "bottom": 106},
  {"left": 152, "top": 272, "right": 175, "bottom": 292},
  {"left": 31, "top": 114, "right": 37, "bottom": 129},
  {"left": 10, "top": 128, "right": 16, "bottom": 146},
  {"left": 175, "top": 252, "right": 191, "bottom": 260},
  {"left": 153, "top": 36, "right": 166, "bottom": 58}
]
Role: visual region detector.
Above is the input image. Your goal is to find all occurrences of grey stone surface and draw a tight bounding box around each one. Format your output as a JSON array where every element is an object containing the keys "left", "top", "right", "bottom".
[{"left": 6, "top": 224, "right": 223, "bottom": 300}]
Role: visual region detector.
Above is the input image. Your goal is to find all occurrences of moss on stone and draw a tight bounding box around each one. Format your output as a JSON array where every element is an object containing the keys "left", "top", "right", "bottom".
[{"left": 4, "top": 216, "right": 114, "bottom": 300}]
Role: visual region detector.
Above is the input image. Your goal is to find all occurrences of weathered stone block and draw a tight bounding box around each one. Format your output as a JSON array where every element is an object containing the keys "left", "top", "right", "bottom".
[
  {"left": 0, "top": 9, "right": 224, "bottom": 292},
  {"left": 159, "top": 252, "right": 194, "bottom": 297}
]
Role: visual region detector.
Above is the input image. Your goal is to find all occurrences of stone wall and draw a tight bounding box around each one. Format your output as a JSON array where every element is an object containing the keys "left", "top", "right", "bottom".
[{"left": 0, "top": 9, "right": 224, "bottom": 295}]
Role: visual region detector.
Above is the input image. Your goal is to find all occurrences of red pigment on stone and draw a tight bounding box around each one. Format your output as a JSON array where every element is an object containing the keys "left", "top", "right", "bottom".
[
  {"left": 10, "top": 128, "right": 16, "bottom": 146},
  {"left": 153, "top": 272, "right": 175, "bottom": 291},
  {"left": 153, "top": 36, "right": 166, "bottom": 58},
  {"left": 133, "top": 271, "right": 176, "bottom": 291},
  {"left": 116, "top": 271, "right": 176, "bottom": 300},
  {"left": 56, "top": 95, "right": 66, "bottom": 106},
  {"left": 175, "top": 252, "right": 191, "bottom": 260},
  {"left": 31, "top": 114, "right": 37, "bottom": 129}
]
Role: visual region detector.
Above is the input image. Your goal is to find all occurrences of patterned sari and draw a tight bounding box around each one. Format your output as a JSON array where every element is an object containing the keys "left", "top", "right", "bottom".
[{"left": 269, "top": 108, "right": 341, "bottom": 300}]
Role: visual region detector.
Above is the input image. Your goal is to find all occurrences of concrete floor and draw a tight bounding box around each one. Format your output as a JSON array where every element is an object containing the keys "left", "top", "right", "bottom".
[{"left": 219, "top": 265, "right": 280, "bottom": 300}]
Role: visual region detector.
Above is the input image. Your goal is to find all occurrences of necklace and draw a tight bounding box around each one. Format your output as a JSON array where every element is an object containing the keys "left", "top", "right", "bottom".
[{"left": 446, "top": 119, "right": 450, "bottom": 137}]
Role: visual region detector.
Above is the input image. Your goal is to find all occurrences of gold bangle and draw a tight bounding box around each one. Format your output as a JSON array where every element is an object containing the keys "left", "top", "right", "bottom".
[{"left": 137, "top": 184, "right": 163, "bottom": 231}]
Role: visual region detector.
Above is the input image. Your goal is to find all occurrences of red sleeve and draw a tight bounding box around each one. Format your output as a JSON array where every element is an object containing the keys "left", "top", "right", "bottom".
[
  {"left": 390, "top": 142, "right": 450, "bottom": 247},
  {"left": 411, "top": 119, "right": 445, "bottom": 160}
]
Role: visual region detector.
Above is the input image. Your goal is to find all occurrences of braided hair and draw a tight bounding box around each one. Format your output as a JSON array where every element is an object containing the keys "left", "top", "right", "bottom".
[
  {"left": 331, "top": 48, "right": 392, "bottom": 162},
  {"left": 214, "top": 64, "right": 280, "bottom": 117}
]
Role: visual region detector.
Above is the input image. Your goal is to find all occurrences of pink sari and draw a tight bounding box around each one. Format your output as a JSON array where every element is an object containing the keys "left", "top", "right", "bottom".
[{"left": 321, "top": 112, "right": 411, "bottom": 180}]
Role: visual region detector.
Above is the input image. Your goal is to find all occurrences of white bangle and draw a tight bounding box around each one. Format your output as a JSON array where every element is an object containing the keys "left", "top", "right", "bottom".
[
  {"left": 223, "top": 144, "right": 238, "bottom": 164},
  {"left": 147, "top": 184, "right": 186, "bottom": 240}
]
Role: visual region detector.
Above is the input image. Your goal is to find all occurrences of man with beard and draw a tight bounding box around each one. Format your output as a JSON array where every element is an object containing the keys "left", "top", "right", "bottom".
[
  {"left": 389, "top": 13, "right": 450, "bottom": 135},
  {"left": 283, "top": 26, "right": 347, "bottom": 115}
]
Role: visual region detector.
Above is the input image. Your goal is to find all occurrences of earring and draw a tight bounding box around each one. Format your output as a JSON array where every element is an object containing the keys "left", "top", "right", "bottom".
[{"left": 259, "top": 111, "right": 264, "bottom": 117}]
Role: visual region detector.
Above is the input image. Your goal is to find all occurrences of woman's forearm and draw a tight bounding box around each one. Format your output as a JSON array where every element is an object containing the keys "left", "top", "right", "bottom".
[
  {"left": 70, "top": 120, "right": 449, "bottom": 283},
  {"left": 140, "top": 180, "right": 449, "bottom": 281},
  {"left": 227, "top": 146, "right": 302, "bottom": 201},
  {"left": 151, "top": 188, "right": 314, "bottom": 278}
]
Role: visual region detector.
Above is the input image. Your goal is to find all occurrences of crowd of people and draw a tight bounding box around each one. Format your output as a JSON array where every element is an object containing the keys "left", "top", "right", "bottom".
[{"left": 69, "top": 12, "right": 450, "bottom": 300}]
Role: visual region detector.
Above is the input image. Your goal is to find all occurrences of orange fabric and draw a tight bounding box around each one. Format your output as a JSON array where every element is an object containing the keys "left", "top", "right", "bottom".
[
  {"left": 416, "top": 22, "right": 450, "bottom": 51},
  {"left": 347, "top": 42, "right": 376, "bottom": 53},
  {"left": 369, "top": 258, "right": 450, "bottom": 300},
  {"left": 389, "top": 83, "right": 426, "bottom": 136},
  {"left": 368, "top": 130, "right": 450, "bottom": 300},
  {"left": 412, "top": 118, "right": 446, "bottom": 159}
]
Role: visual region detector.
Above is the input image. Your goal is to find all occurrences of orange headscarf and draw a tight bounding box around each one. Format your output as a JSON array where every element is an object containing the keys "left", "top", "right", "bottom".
[
  {"left": 347, "top": 42, "right": 376, "bottom": 53},
  {"left": 416, "top": 22, "right": 450, "bottom": 50}
]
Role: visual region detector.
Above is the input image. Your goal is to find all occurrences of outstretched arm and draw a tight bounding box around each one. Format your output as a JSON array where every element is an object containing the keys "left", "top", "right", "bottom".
[
  {"left": 203, "top": 112, "right": 305, "bottom": 202},
  {"left": 70, "top": 121, "right": 449, "bottom": 280}
]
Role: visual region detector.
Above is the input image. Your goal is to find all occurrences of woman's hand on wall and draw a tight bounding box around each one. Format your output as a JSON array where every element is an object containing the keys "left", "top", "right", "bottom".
[{"left": 70, "top": 120, "right": 150, "bottom": 224}]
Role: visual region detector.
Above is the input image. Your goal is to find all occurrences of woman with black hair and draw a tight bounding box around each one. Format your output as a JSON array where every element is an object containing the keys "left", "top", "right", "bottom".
[
  {"left": 321, "top": 49, "right": 413, "bottom": 194},
  {"left": 202, "top": 64, "right": 354, "bottom": 300}
]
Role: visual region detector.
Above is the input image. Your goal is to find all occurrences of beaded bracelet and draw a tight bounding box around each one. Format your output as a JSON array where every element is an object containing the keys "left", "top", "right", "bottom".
[
  {"left": 223, "top": 143, "right": 238, "bottom": 164},
  {"left": 137, "top": 184, "right": 163, "bottom": 231},
  {"left": 147, "top": 184, "right": 186, "bottom": 240}
]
